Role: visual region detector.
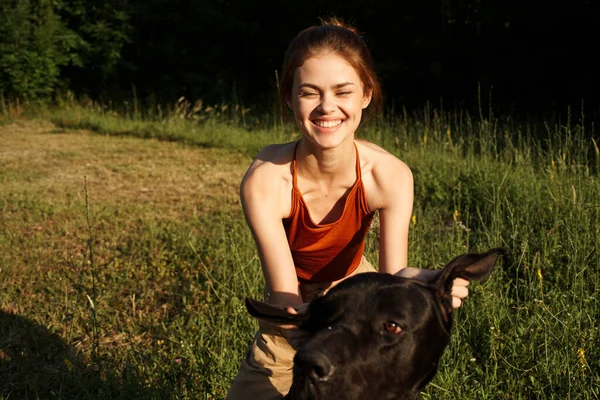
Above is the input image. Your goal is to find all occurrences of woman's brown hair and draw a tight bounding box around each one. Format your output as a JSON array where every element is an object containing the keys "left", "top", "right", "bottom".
[{"left": 279, "top": 18, "right": 383, "bottom": 122}]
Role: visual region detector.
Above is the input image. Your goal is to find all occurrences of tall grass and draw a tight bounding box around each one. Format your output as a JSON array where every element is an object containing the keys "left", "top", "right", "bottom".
[
  {"left": 33, "top": 94, "right": 600, "bottom": 175},
  {"left": 0, "top": 98, "right": 598, "bottom": 399}
]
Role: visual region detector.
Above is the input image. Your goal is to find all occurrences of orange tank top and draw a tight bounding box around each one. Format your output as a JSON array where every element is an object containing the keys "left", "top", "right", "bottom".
[{"left": 283, "top": 142, "right": 376, "bottom": 283}]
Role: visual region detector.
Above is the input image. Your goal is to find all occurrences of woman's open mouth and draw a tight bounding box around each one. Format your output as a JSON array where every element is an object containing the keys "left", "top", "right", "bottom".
[{"left": 312, "top": 119, "right": 344, "bottom": 129}]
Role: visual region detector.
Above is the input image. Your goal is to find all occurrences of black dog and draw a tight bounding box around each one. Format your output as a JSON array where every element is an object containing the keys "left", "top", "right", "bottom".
[{"left": 246, "top": 248, "right": 505, "bottom": 400}]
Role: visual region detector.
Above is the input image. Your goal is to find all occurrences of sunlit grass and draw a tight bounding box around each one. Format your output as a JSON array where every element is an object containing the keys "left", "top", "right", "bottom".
[{"left": 0, "top": 99, "right": 598, "bottom": 399}]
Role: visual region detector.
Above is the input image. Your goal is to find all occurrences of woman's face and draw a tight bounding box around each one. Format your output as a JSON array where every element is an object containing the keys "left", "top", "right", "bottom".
[{"left": 289, "top": 52, "right": 372, "bottom": 150}]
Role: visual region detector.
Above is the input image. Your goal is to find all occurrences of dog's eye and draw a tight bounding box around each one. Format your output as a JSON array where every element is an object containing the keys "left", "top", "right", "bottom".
[{"left": 383, "top": 321, "right": 402, "bottom": 334}]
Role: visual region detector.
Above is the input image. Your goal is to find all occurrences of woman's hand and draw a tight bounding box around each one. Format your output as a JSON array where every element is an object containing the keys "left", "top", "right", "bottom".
[
  {"left": 450, "top": 277, "right": 469, "bottom": 308},
  {"left": 280, "top": 304, "right": 311, "bottom": 349},
  {"left": 394, "top": 267, "right": 470, "bottom": 308}
]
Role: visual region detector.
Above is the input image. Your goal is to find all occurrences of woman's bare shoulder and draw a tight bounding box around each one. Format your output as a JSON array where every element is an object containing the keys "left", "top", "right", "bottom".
[
  {"left": 241, "top": 141, "right": 297, "bottom": 203},
  {"left": 356, "top": 139, "right": 411, "bottom": 179},
  {"left": 356, "top": 139, "right": 413, "bottom": 210},
  {"left": 355, "top": 138, "right": 391, "bottom": 155},
  {"left": 243, "top": 142, "right": 295, "bottom": 180},
  {"left": 250, "top": 141, "right": 297, "bottom": 169}
]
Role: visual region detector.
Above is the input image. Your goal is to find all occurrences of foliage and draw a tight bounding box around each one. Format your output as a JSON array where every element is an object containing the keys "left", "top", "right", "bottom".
[
  {"left": 0, "top": 0, "right": 81, "bottom": 99},
  {"left": 1, "top": 0, "right": 599, "bottom": 115},
  {"left": 59, "top": 0, "right": 131, "bottom": 96},
  {"left": 0, "top": 0, "right": 130, "bottom": 101}
]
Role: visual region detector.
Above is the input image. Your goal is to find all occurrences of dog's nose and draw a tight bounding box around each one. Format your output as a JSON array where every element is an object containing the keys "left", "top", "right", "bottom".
[{"left": 294, "top": 349, "right": 334, "bottom": 381}]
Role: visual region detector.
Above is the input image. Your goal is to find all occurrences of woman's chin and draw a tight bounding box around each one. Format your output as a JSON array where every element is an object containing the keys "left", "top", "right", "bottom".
[{"left": 302, "top": 129, "right": 355, "bottom": 150}]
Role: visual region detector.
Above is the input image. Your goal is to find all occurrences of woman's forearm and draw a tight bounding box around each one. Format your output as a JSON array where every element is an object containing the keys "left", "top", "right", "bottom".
[{"left": 394, "top": 266, "right": 439, "bottom": 283}]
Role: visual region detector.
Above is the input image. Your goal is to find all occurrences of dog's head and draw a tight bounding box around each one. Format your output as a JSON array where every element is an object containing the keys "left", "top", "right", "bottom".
[{"left": 246, "top": 248, "right": 505, "bottom": 400}]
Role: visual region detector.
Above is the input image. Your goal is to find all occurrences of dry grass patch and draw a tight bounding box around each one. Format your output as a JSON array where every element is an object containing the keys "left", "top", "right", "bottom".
[
  {"left": 0, "top": 120, "right": 249, "bottom": 214},
  {"left": 0, "top": 121, "right": 253, "bottom": 388}
]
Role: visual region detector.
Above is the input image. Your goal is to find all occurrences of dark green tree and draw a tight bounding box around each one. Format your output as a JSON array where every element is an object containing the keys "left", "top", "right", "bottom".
[
  {"left": 0, "top": 0, "right": 81, "bottom": 99},
  {"left": 59, "top": 0, "right": 131, "bottom": 97}
]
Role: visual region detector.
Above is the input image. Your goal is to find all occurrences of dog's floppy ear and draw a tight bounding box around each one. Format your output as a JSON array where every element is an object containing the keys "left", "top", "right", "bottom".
[
  {"left": 245, "top": 298, "right": 307, "bottom": 326},
  {"left": 435, "top": 248, "right": 506, "bottom": 294},
  {"left": 432, "top": 248, "right": 505, "bottom": 325}
]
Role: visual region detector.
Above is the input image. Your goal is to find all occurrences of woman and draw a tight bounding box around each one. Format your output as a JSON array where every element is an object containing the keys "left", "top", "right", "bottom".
[{"left": 227, "top": 18, "right": 469, "bottom": 399}]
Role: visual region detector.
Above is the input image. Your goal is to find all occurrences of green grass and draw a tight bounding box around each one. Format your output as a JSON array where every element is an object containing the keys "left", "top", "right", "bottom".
[{"left": 0, "top": 101, "right": 599, "bottom": 399}]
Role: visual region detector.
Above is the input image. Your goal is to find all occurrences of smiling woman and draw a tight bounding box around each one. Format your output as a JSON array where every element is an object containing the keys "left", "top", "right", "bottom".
[
  {"left": 288, "top": 55, "right": 372, "bottom": 150},
  {"left": 277, "top": 18, "right": 383, "bottom": 122},
  {"left": 226, "top": 18, "right": 471, "bottom": 399}
]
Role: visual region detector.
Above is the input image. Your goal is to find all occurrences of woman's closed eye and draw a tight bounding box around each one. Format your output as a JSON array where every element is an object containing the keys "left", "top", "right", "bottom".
[{"left": 299, "top": 91, "right": 319, "bottom": 98}]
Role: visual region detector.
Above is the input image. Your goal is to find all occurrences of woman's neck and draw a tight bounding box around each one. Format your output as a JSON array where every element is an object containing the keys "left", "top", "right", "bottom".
[{"left": 295, "top": 138, "right": 356, "bottom": 185}]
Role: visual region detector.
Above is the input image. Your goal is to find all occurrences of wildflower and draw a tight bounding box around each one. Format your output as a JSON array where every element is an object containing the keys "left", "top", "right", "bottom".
[
  {"left": 537, "top": 268, "right": 543, "bottom": 282},
  {"left": 453, "top": 209, "right": 460, "bottom": 221},
  {"left": 578, "top": 347, "right": 587, "bottom": 371},
  {"left": 411, "top": 215, "right": 417, "bottom": 226},
  {"left": 453, "top": 210, "right": 471, "bottom": 232}
]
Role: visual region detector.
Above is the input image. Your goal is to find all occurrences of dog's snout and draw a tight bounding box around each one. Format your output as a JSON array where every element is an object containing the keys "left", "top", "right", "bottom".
[{"left": 295, "top": 349, "right": 335, "bottom": 381}]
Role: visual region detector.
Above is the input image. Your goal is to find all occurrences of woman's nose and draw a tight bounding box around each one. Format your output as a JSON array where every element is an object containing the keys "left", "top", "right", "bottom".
[{"left": 318, "top": 94, "right": 336, "bottom": 114}]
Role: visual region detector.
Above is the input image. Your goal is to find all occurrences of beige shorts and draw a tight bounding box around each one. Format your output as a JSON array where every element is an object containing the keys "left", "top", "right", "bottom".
[{"left": 226, "top": 257, "right": 376, "bottom": 400}]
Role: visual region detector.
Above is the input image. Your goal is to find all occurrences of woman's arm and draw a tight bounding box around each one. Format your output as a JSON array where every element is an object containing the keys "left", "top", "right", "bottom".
[
  {"left": 373, "top": 154, "right": 469, "bottom": 308},
  {"left": 375, "top": 156, "right": 414, "bottom": 275},
  {"left": 240, "top": 152, "right": 304, "bottom": 309}
]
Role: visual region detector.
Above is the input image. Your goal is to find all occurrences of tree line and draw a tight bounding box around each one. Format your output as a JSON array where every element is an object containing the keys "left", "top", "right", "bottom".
[{"left": 1, "top": 0, "right": 598, "bottom": 118}]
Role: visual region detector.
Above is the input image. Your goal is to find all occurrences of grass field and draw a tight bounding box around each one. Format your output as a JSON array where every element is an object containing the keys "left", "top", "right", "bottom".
[{"left": 1, "top": 104, "right": 599, "bottom": 399}]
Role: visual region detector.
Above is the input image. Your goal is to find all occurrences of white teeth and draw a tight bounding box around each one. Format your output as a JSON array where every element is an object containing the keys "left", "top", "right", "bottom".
[{"left": 314, "top": 120, "right": 342, "bottom": 128}]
